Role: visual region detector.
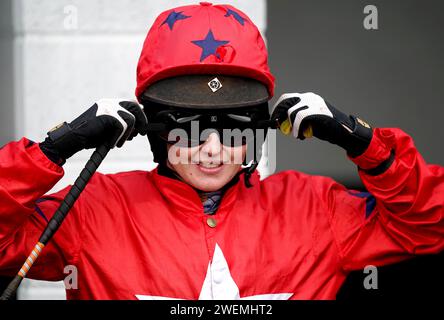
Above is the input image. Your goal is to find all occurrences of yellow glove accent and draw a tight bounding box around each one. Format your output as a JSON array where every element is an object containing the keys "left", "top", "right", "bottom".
[
  {"left": 279, "top": 119, "right": 292, "bottom": 135},
  {"left": 302, "top": 125, "right": 313, "bottom": 138},
  {"left": 279, "top": 119, "right": 314, "bottom": 138}
]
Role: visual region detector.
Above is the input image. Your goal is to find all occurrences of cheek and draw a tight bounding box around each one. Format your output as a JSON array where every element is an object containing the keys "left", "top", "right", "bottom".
[
  {"left": 168, "top": 145, "right": 200, "bottom": 165},
  {"left": 224, "top": 145, "right": 246, "bottom": 164}
]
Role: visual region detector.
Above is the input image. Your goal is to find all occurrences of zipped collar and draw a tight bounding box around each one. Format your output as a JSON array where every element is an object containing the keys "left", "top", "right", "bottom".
[{"left": 151, "top": 165, "right": 257, "bottom": 218}]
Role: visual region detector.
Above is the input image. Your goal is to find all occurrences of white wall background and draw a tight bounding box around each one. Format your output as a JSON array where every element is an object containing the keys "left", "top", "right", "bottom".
[{"left": 6, "top": 0, "right": 267, "bottom": 300}]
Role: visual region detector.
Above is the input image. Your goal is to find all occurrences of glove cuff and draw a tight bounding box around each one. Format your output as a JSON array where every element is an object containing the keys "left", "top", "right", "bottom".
[
  {"left": 40, "top": 121, "right": 79, "bottom": 163},
  {"left": 39, "top": 138, "right": 66, "bottom": 166},
  {"left": 344, "top": 115, "right": 373, "bottom": 158}
]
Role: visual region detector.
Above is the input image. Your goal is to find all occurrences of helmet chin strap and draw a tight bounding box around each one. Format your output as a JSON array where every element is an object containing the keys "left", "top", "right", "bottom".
[{"left": 239, "top": 159, "right": 259, "bottom": 188}]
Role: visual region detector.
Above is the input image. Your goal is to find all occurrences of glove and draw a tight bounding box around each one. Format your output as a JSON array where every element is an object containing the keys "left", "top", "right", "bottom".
[
  {"left": 271, "top": 92, "right": 373, "bottom": 157},
  {"left": 39, "top": 99, "right": 148, "bottom": 165}
]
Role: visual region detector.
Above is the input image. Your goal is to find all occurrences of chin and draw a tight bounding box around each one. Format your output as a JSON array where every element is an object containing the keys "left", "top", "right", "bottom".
[
  {"left": 187, "top": 164, "right": 237, "bottom": 191},
  {"left": 190, "top": 174, "right": 229, "bottom": 192}
]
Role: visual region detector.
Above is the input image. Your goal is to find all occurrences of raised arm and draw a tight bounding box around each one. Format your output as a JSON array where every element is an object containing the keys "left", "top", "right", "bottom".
[
  {"left": 271, "top": 92, "right": 444, "bottom": 270},
  {"left": 0, "top": 99, "right": 148, "bottom": 280}
]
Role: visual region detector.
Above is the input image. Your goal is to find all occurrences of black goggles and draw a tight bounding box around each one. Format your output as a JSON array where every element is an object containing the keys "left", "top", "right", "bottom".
[{"left": 147, "top": 108, "right": 272, "bottom": 148}]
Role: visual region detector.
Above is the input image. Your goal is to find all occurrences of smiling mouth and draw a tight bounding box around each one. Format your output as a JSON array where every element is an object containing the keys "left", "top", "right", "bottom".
[{"left": 198, "top": 162, "right": 223, "bottom": 169}]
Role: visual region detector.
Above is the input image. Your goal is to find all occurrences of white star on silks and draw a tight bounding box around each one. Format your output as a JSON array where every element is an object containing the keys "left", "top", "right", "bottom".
[{"left": 135, "top": 244, "right": 293, "bottom": 300}]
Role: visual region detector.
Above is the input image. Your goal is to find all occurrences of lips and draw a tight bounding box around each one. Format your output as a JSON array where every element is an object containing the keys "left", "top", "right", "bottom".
[
  {"left": 199, "top": 162, "right": 222, "bottom": 168},
  {"left": 197, "top": 162, "right": 224, "bottom": 174}
]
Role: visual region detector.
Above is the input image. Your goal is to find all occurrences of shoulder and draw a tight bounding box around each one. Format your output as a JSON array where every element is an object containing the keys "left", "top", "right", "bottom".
[
  {"left": 258, "top": 169, "right": 346, "bottom": 203},
  {"left": 260, "top": 169, "right": 337, "bottom": 190},
  {"left": 89, "top": 169, "right": 154, "bottom": 184},
  {"left": 82, "top": 169, "right": 157, "bottom": 199}
]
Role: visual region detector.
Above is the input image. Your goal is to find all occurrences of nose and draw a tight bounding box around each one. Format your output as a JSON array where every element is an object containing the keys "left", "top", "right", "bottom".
[{"left": 200, "top": 132, "right": 222, "bottom": 157}]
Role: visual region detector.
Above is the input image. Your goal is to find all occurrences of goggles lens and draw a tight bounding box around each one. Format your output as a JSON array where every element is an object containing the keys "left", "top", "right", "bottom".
[
  {"left": 159, "top": 128, "right": 254, "bottom": 147},
  {"left": 152, "top": 107, "right": 269, "bottom": 148}
]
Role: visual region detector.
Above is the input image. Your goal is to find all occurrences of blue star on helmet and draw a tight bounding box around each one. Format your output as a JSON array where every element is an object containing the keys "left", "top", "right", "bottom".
[
  {"left": 191, "top": 30, "right": 230, "bottom": 62},
  {"left": 224, "top": 8, "right": 245, "bottom": 26},
  {"left": 161, "top": 10, "right": 191, "bottom": 30}
]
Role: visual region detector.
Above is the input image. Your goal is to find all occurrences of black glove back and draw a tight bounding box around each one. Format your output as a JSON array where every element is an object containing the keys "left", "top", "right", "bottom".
[
  {"left": 271, "top": 92, "right": 373, "bottom": 158},
  {"left": 40, "top": 99, "right": 148, "bottom": 165}
]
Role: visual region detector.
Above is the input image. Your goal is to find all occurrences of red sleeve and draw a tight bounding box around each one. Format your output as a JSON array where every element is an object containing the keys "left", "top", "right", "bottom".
[
  {"left": 317, "top": 128, "right": 444, "bottom": 271},
  {"left": 0, "top": 138, "right": 83, "bottom": 281}
]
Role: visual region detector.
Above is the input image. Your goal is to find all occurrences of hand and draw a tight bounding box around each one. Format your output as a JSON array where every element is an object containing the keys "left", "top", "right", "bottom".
[
  {"left": 40, "top": 99, "right": 148, "bottom": 164},
  {"left": 271, "top": 92, "right": 373, "bottom": 157}
]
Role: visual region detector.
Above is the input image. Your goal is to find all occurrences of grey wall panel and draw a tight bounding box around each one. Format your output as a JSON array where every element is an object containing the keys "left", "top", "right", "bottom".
[
  {"left": 0, "top": 0, "right": 15, "bottom": 146},
  {"left": 267, "top": 0, "right": 444, "bottom": 186}
]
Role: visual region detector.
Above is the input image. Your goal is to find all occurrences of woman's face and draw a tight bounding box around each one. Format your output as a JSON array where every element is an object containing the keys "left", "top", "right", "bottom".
[{"left": 166, "top": 132, "right": 246, "bottom": 191}]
